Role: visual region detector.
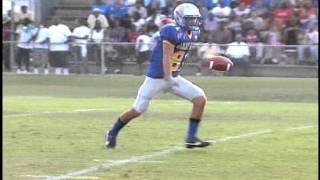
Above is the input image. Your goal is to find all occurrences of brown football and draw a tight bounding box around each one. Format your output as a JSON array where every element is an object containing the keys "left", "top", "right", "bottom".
[{"left": 208, "top": 56, "right": 234, "bottom": 72}]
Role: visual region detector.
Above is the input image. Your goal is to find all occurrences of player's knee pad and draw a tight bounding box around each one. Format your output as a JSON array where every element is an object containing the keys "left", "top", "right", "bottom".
[{"left": 133, "top": 96, "right": 151, "bottom": 113}]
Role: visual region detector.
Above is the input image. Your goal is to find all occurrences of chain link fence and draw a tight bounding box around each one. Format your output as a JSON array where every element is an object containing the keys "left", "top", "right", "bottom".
[{"left": 2, "top": 41, "right": 318, "bottom": 76}]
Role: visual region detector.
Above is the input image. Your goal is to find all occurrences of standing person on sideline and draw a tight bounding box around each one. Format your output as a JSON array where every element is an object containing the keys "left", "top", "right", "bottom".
[
  {"left": 15, "top": 18, "right": 35, "bottom": 73},
  {"left": 32, "top": 20, "right": 50, "bottom": 74},
  {"left": 105, "top": 3, "right": 211, "bottom": 149},
  {"left": 135, "top": 27, "right": 151, "bottom": 75},
  {"left": 48, "top": 18, "right": 72, "bottom": 75},
  {"left": 72, "top": 18, "right": 91, "bottom": 74},
  {"left": 88, "top": 21, "right": 107, "bottom": 64}
]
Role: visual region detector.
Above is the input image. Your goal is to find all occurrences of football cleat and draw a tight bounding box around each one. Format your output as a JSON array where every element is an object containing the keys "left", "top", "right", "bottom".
[
  {"left": 105, "top": 131, "right": 117, "bottom": 149},
  {"left": 185, "top": 137, "right": 211, "bottom": 149}
]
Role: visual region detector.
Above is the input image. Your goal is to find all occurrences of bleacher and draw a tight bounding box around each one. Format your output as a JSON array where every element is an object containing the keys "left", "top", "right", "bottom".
[
  {"left": 46, "top": 0, "right": 94, "bottom": 29},
  {"left": 9, "top": 0, "right": 319, "bottom": 78}
]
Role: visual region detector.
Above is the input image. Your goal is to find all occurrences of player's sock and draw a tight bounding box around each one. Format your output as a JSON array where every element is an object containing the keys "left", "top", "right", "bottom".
[
  {"left": 109, "top": 118, "right": 127, "bottom": 136},
  {"left": 186, "top": 118, "right": 200, "bottom": 141}
]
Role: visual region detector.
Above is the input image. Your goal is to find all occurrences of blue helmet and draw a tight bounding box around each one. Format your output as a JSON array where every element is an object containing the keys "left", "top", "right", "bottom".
[{"left": 173, "top": 3, "right": 202, "bottom": 31}]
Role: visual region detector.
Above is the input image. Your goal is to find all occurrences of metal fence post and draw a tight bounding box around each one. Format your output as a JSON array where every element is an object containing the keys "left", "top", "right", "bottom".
[{"left": 100, "top": 43, "right": 105, "bottom": 75}]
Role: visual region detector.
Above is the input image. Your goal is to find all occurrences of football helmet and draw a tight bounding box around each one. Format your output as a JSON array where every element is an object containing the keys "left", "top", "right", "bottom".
[{"left": 173, "top": 3, "right": 202, "bottom": 31}]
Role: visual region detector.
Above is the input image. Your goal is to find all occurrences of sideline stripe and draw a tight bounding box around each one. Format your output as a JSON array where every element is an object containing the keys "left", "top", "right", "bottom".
[
  {"left": 4, "top": 109, "right": 105, "bottom": 118},
  {"left": 21, "top": 125, "right": 316, "bottom": 180}
]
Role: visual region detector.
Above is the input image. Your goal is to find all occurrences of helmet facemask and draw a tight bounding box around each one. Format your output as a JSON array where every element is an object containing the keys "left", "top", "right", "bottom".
[{"left": 182, "top": 16, "right": 202, "bottom": 31}]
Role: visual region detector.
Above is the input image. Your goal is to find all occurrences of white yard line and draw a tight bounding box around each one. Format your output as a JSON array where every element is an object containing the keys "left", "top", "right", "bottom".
[
  {"left": 4, "top": 109, "right": 105, "bottom": 118},
  {"left": 212, "top": 129, "right": 273, "bottom": 143},
  {"left": 93, "top": 159, "right": 164, "bottom": 164},
  {"left": 285, "top": 125, "right": 318, "bottom": 131},
  {"left": 21, "top": 125, "right": 316, "bottom": 180},
  {"left": 21, "top": 175, "right": 99, "bottom": 179}
]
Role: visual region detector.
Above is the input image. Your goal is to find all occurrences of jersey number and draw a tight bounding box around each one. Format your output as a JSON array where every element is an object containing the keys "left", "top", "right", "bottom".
[{"left": 171, "top": 51, "right": 185, "bottom": 71}]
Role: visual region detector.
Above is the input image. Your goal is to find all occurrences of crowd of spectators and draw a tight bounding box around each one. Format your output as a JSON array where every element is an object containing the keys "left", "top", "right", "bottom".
[
  {"left": 85, "top": 0, "right": 318, "bottom": 65},
  {"left": 2, "top": 0, "right": 319, "bottom": 74}
]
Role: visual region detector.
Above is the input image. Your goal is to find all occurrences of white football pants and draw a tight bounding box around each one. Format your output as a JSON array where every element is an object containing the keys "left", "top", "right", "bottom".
[{"left": 133, "top": 76, "right": 205, "bottom": 113}]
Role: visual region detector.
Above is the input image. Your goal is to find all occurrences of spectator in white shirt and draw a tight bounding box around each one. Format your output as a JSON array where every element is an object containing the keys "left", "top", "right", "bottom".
[
  {"left": 210, "top": 0, "right": 231, "bottom": 22},
  {"left": 146, "top": 10, "right": 166, "bottom": 28},
  {"left": 124, "top": 0, "right": 136, "bottom": 6},
  {"left": 226, "top": 34, "right": 250, "bottom": 75},
  {"left": 48, "top": 18, "right": 72, "bottom": 75},
  {"left": 72, "top": 18, "right": 92, "bottom": 74},
  {"left": 234, "top": 2, "right": 251, "bottom": 18},
  {"left": 306, "top": 26, "right": 318, "bottom": 65},
  {"left": 132, "top": 12, "right": 146, "bottom": 31},
  {"left": 15, "top": 18, "right": 36, "bottom": 73},
  {"left": 88, "top": 21, "right": 107, "bottom": 64},
  {"left": 197, "top": 43, "right": 221, "bottom": 76},
  {"left": 203, "top": 13, "right": 218, "bottom": 32},
  {"left": 135, "top": 28, "right": 151, "bottom": 75},
  {"left": 87, "top": 8, "right": 110, "bottom": 29},
  {"left": 32, "top": 20, "right": 50, "bottom": 74}
]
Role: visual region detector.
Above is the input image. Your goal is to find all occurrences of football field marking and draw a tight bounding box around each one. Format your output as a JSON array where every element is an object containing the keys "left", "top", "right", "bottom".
[
  {"left": 38, "top": 125, "right": 316, "bottom": 180},
  {"left": 3, "top": 109, "right": 105, "bottom": 118},
  {"left": 21, "top": 175, "right": 99, "bottom": 179},
  {"left": 285, "top": 125, "right": 316, "bottom": 131}
]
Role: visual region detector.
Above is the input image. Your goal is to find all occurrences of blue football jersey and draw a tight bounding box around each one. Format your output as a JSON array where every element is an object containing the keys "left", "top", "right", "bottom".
[{"left": 146, "top": 24, "right": 200, "bottom": 78}]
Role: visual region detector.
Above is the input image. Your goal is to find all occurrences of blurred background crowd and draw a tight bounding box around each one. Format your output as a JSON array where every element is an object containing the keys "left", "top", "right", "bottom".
[{"left": 2, "top": 0, "right": 319, "bottom": 75}]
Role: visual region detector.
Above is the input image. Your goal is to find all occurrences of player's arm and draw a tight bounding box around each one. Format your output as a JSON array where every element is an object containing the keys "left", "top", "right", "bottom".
[{"left": 162, "top": 40, "right": 174, "bottom": 80}]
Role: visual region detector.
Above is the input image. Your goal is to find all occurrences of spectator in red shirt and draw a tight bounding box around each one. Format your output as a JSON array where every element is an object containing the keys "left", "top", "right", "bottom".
[
  {"left": 127, "top": 26, "right": 140, "bottom": 42},
  {"left": 240, "top": 0, "right": 252, "bottom": 6},
  {"left": 272, "top": 2, "right": 293, "bottom": 27}
]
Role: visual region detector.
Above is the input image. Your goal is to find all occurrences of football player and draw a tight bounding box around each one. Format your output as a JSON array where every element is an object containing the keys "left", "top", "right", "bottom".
[{"left": 106, "top": 3, "right": 211, "bottom": 149}]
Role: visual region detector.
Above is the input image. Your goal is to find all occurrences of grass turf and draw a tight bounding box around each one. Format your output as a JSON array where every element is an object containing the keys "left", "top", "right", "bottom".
[{"left": 3, "top": 74, "right": 318, "bottom": 180}]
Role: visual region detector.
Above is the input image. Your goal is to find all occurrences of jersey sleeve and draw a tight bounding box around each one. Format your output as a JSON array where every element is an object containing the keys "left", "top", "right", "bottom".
[{"left": 160, "top": 25, "right": 178, "bottom": 45}]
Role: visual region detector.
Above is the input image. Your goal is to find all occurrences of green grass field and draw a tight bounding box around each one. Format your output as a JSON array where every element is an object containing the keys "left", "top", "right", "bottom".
[{"left": 3, "top": 74, "right": 318, "bottom": 180}]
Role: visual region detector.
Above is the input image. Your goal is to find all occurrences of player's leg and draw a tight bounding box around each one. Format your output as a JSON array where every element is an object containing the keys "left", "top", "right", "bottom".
[
  {"left": 106, "top": 77, "right": 166, "bottom": 148},
  {"left": 170, "top": 76, "right": 211, "bottom": 148}
]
